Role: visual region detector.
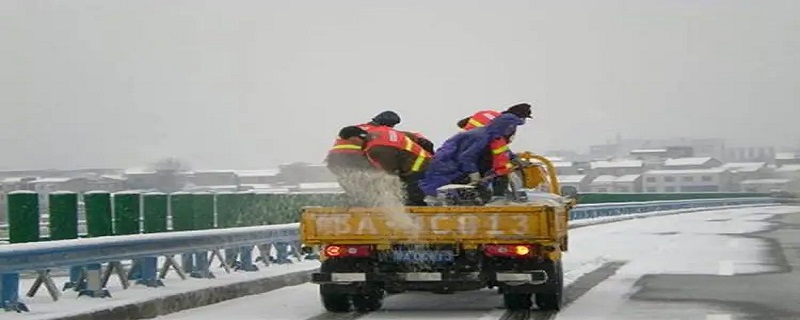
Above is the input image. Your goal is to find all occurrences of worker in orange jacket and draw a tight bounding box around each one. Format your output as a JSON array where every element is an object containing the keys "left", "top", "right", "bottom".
[
  {"left": 456, "top": 103, "right": 532, "bottom": 199},
  {"left": 329, "top": 111, "right": 433, "bottom": 161},
  {"left": 333, "top": 125, "right": 431, "bottom": 206}
]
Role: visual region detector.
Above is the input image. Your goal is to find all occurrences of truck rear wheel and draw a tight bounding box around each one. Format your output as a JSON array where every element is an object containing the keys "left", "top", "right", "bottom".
[
  {"left": 352, "top": 290, "right": 384, "bottom": 312},
  {"left": 535, "top": 261, "right": 563, "bottom": 311},
  {"left": 503, "top": 293, "right": 533, "bottom": 310},
  {"left": 320, "top": 285, "right": 351, "bottom": 313}
]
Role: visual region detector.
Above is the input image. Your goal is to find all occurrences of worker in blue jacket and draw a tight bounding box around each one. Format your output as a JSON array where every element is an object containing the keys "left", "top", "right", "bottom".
[{"left": 418, "top": 112, "right": 527, "bottom": 202}]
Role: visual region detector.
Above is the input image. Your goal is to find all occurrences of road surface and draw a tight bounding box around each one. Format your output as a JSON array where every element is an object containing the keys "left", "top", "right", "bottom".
[{"left": 160, "top": 205, "right": 800, "bottom": 320}]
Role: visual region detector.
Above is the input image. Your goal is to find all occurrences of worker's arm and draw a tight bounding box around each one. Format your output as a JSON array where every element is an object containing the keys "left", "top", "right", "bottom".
[
  {"left": 490, "top": 138, "right": 514, "bottom": 176},
  {"left": 402, "top": 131, "right": 435, "bottom": 154}
]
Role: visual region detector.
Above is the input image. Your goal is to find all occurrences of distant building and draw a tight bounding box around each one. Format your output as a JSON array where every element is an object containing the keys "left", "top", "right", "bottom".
[
  {"left": 739, "top": 179, "right": 800, "bottom": 193},
  {"left": 289, "top": 182, "right": 343, "bottom": 194},
  {"left": 586, "top": 175, "right": 642, "bottom": 193},
  {"left": 552, "top": 161, "right": 581, "bottom": 175},
  {"left": 236, "top": 169, "right": 280, "bottom": 185},
  {"left": 588, "top": 175, "right": 617, "bottom": 193},
  {"left": 278, "top": 163, "right": 337, "bottom": 185},
  {"left": 190, "top": 170, "right": 239, "bottom": 186},
  {"left": 775, "top": 165, "right": 800, "bottom": 180},
  {"left": 589, "top": 160, "right": 644, "bottom": 176},
  {"left": 642, "top": 168, "right": 733, "bottom": 192},
  {"left": 614, "top": 175, "right": 643, "bottom": 193},
  {"left": 590, "top": 137, "right": 725, "bottom": 160},
  {"left": 725, "top": 146, "right": 776, "bottom": 163},
  {"left": 629, "top": 149, "right": 668, "bottom": 168},
  {"left": 720, "top": 162, "right": 773, "bottom": 191},
  {"left": 557, "top": 175, "right": 591, "bottom": 192},
  {"left": 662, "top": 157, "right": 723, "bottom": 170},
  {"left": 775, "top": 153, "right": 800, "bottom": 166}
]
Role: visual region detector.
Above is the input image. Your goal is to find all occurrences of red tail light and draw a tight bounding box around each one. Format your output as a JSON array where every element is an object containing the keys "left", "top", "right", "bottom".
[
  {"left": 323, "top": 245, "right": 373, "bottom": 258},
  {"left": 483, "top": 244, "right": 536, "bottom": 258}
]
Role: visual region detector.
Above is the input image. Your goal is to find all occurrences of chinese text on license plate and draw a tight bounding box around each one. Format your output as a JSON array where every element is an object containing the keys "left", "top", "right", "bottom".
[{"left": 393, "top": 250, "right": 454, "bottom": 263}]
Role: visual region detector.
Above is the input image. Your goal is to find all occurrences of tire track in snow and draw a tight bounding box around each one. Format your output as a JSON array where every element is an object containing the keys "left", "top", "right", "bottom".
[{"left": 495, "top": 261, "right": 627, "bottom": 320}]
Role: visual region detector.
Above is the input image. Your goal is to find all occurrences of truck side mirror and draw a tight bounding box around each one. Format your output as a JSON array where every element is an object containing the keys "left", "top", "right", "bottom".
[{"left": 560, "top": 186, "right": 578, "bottom": 198}]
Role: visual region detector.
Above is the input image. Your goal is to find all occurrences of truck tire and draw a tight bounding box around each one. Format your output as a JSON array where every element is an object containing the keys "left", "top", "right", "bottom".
[
  {"left": 535, "top": 261, "right": 563, "bottom": 311},
  {"left": 352, "top": 290, "right": 384, "bottom": 312},
  {"left": 503, "top": 293, "right": 533, "bottom": 310},
  {"left": 320, "top": 285, "right": 351, "bottom": 313}
]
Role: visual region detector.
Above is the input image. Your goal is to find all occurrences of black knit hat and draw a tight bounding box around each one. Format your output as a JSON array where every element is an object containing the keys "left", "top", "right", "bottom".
[
  {"left": 456, "top": 117, "right": 470, "bottom": 128},
  {"left": 338, "top": 126, "right": 369, "bottom": 140},
  {"left": 504, "top": 103, "right": 533, "bottom": 119},
  {"left": 371, "top": 111, "right": 401, "bottom": 127}
]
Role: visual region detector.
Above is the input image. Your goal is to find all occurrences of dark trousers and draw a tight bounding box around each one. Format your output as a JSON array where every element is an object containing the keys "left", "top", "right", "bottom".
[
  {"left": 492, "top": 175, "right": 510, "bottom": 197},
  {"left": 401, "top": 173, "right": 428, "bottom": 206}
]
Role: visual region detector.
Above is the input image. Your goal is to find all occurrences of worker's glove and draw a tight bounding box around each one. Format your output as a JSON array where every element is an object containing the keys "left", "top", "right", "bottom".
[{"left": 467, "top": 172, "right": 481, "bottom": 185}]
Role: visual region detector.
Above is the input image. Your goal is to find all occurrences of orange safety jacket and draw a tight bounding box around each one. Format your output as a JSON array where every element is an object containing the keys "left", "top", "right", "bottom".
[
  {"left": 364, "top": 127, "right": 431, "bottom": 173},
  {"left": 462, "top": 110, "right": 502, "bottom": 130},
  {"left": 327, "top": 122, "right": 384, "bottom": 155}
]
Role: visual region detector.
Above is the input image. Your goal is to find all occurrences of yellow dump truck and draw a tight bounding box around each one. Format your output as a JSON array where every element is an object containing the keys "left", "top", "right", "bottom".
[{"left": 300, "top": 153, "right": 576, "bottom": 313}]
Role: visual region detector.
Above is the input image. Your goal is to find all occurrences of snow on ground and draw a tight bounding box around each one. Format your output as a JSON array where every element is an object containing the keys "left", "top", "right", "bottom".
[
  {"left": 11, "top": 247, "right": 320, "bottom": 320},
  {"left": 159, "top": 205, "right": 799, "bottom": 320}
]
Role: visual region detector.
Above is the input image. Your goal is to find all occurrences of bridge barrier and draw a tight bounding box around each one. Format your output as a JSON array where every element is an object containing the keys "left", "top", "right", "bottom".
[
  {"left": 0, "top": 191, "right": 775, "bottom": 242},
  {"left": 0, "top": 195, "right": 780, "bottom": 313}
]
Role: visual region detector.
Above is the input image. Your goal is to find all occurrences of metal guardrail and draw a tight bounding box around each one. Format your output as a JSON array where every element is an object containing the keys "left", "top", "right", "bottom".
[
  {"left": 0, "top": 197, "right": 780, "bottom": 313},
  {"left": 0, "top": 222, "right": 301, "bottom": 313},
  {"left": 568, "top": 197, "right": 778, "bottom": 220}
]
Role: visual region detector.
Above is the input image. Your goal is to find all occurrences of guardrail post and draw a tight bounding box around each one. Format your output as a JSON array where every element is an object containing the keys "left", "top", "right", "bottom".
[
  {"left": 81, "top": 191, "right": 116, "bottom": 298},
  {"left": 216, "top": 192, "right": 253, "bottom": 271},
  {"left": 43, "top": 191, "right": 79, "bottom": 299},
  {"left": 236, "top": 191, "right": 260, "bottom": 271},
  {"left": 140, "top": 192, "right": 167, "bottom": 287},
  {"left": 190, "top": 192, "right": 216, "bottom": 278},
  {"left": 114, "top": 192, "right": 142, "bottom": 284},
  {"left": 170, "top": 192, "right": 195, "bottom": 275},
  {"left": 2, "top": 191, "right": 39, "bottom": 312},
  {"left": 271, "top": 194, "right": 294, "bottom": 264},
  {"left": 252, "top": 193, "right": 280, "bottom": 264}
]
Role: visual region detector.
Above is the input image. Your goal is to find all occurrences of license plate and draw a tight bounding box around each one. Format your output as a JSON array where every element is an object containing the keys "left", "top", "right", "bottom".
[{"left": 392, "top": 250, "right": 454, "bottom": 263}]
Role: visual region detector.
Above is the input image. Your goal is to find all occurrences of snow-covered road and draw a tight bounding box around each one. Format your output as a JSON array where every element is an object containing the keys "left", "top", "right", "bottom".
[{"left": 159, "top": 205, "right": 800, "bottom": 320}]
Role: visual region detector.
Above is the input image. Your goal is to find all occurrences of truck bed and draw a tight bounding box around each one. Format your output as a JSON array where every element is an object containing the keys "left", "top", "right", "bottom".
[{"left": 300, "top": 205, "right": 568, "bottom": 246}]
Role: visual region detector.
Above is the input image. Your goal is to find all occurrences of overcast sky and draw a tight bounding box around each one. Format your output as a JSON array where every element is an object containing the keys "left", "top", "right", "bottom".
[{"left": 1, "top": 0, "right": 798, "bottom": 170}]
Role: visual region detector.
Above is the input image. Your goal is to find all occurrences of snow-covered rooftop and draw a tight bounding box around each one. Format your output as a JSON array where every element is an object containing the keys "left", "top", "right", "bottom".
[
  {"left": 645, "top": 168, "right": 729, "bottom": 175},
  {"left": 298, "top": 182, "right": 341, "bottom": 190},
  {"left": 776, "top": 164, "right": 800, "bottom": 172},
  {"left": 720, "top": 162, "right": 767, "bottom": 169},
  {"left": 99, "top": 175, "right": 125, "bottom": 180},
  {"left": 590, "top": 160, "right": 643, "bottom": 169},
  {"left": 663, "top": 157, "right": 715, "bottom": 167},
  {"left": 191, "top": 170, "right": 237, "bottom": 174},
  {"left": 32, "top": 177, "right": 73, "bottom": 183},
  {"left": 740, "top": 179, "right": 792, "bottom": 185},
  {"left": 240, "top": 183, "right": 277, "bottom": 189},
  {"left": 616, "top": 174, "right": 642, "bottom": 182},
  {"left": 1, "top": 177, "right": 28, "bottom": 184},
  {"left": 630, "top": 149, "right": 667, "bottom": 154},
  {"left": 551, "top": 161, "right": 574, "bottom": 168},
  {"left": 235, "top": 169, "right": 280, "bottom": 177},
  {"left": 123, "top": 167, "right": 156, "bottom": 175},
  {"left": 185, "top": 185, "right": 241, "bottom": 192},
  {"left": 591, "top": 175, "right": 618, "bottom": 184},
  {"left": 558, "top": 175, "right": 587, "bottom": 184},
  {"left": 776, "top": 152, "right": 799, "bottom": 160}
]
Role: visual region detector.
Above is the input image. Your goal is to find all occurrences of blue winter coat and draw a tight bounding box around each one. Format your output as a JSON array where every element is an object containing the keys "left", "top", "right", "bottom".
[{"left": 418, "top": 113, "right": 525, "bottom": 196}]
